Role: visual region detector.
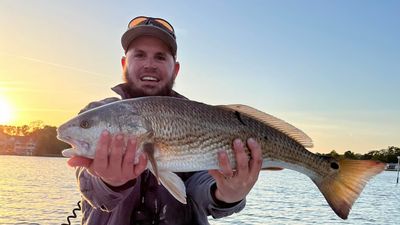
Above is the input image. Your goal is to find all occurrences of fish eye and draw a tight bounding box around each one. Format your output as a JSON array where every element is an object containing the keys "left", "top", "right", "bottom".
[{"left": 80, "top": 120, "right": 90, "bottom": 129}]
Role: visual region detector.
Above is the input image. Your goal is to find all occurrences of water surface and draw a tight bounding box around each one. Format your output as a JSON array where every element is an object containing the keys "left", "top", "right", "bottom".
[{"left": 0, "top": 156, "right": 399, "bottom": 225}]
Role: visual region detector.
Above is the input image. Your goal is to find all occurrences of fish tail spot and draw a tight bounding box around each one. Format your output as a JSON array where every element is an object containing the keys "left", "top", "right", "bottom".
[{"left": 330, "top": 162, "right": 339, "bottom": 169}]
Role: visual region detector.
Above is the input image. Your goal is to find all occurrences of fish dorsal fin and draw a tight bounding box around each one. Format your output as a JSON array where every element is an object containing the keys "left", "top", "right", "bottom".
[{"left": 219, "top": 104, "right": 313, "bottom": 148}]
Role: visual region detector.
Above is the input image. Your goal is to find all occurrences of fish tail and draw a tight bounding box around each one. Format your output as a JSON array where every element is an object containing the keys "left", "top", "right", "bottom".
[{"left": 314, "top": 159, "right": 385, "bottom": 219}]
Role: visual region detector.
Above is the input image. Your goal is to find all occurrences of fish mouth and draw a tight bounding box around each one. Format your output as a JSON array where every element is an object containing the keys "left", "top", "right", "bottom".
[
  {"left": 62, "top": 148, "right": 75, "bottom": 158},
  {"left": 58, "top": 135, "right": 90, "bottom": 153}
]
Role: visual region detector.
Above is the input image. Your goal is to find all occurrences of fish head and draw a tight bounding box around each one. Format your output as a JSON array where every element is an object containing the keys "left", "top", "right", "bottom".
[{"left": 57, "top": 100, "right": 149, "bottom": 158}]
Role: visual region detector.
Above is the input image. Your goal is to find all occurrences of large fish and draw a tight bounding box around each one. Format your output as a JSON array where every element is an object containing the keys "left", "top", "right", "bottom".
[{"left": 57, "top": 96, "right": 385, "bottom": 219}]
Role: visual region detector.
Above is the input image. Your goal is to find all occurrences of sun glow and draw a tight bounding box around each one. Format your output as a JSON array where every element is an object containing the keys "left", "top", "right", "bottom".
[{"left": 0, "top": 95, "right": 14, "bottom": 125}]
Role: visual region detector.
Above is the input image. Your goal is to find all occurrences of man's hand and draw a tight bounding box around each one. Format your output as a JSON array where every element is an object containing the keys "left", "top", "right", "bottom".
[
  {"left": 67, "top": 130, "right": 148, "bottom": 187},
  {"left": 209, "top": 138, "right": 263, "bottom": 204}
]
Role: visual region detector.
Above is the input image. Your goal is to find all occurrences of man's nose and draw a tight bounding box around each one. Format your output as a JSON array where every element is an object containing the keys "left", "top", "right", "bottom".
[{"left": 144, "top": 58, "right": 156, "bottom": 69}]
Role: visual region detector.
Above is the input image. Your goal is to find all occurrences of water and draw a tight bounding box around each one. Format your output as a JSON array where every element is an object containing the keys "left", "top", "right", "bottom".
[{"left": 0, "top": 156, "right": 399, "bottom": 225}]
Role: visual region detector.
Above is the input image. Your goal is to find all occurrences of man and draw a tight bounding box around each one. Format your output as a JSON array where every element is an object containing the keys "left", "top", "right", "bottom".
[{"left": 68, "top": 16, "right": 263, "bottom": 225}]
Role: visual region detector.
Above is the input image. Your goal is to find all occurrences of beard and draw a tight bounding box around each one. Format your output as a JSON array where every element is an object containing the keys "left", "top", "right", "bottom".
[{"left": 123, "top": 69, "right": 175, "bottom": 98}]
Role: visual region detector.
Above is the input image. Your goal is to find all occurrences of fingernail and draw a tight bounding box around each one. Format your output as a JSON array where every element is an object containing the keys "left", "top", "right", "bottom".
[
  {"left": 234, "top": 139, "right": 243, "bottom": 146},
  {"left": 248, "top": 138, "right": 256, "bottom": 145},
  {"left": 116, "top": 134, "right": 123, "bottom": 140},
  {"left": 102, "top": 130, "right": 109, "bottom": 136},
  {"left": 218, "top": 150, "right": 226, "bottom": 158}
]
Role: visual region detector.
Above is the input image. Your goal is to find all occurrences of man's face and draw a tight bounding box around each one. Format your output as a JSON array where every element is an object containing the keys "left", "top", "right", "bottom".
[{"left": 123, "top": 36, "right": 179, "bottom": 97}]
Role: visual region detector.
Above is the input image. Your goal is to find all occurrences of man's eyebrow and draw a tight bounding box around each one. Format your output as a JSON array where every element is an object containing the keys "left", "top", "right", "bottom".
[{"left": 154, "top": 52, "right": 168, "bottom": 58}]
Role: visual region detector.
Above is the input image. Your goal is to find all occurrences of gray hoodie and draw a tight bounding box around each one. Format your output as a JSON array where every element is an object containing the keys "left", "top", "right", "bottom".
[{"left": 75, "top": 84, "right": 245, "bottom": 225}]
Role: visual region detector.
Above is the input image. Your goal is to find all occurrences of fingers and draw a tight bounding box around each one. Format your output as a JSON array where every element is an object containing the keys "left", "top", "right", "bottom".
[
  {"left": 210, "top": 138, "right": 263, "bottom": 204},
  {"left": 67, "top": 156, "right": 93, "bottom": 168},
  {"left": 213, "top": 138, "right": 256, "bottom": 179},
  {"left": 248, "top": 138, "right": 263, "bottom": 175},
  {"left": 121, "top": 137, "right": 147, "bottom": 178},
  {"left": 88, "top": 132, "right": 147, "bottom": 187},
  {"left": 134, "top": 154, "right": 148, "bottom": 177},
  {"left": 108, "top": 133, "right": 124, "bottom": 170},
  {"left": 233, "top": 139, "right": 249, "bottom": 176},
  {"left": 122, "top": 138, "right": 137, "bottom": 170},
  {"left": 93, "top": 130, "right": 111, "bottom": 173},
  {"left": 209, "top": 149, "right": 234, "bottom": 184},
  {"left": 208, "top": 169, "right": 225, "bottom": 184},
  {"left": 217, "top": 150, "right": 234, "bottom": 178}
]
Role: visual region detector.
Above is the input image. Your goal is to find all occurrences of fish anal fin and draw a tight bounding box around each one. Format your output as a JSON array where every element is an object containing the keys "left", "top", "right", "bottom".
[
  {"left": 314, "top": 159, "right": 385, "bottom": 219},
  {"left": 218, "top": 104, "right": 313, "bottom": 148},
  {"left": 143, "top": 142, "right": 187, "bottom": 204}
]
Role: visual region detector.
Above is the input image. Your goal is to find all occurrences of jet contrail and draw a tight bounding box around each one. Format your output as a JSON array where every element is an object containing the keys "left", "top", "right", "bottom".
[
  {"left": 0, "top": 52, "right": 115, "bottom": 79},
  {"left": 16, "top": 107, "right": 77, "bottom": 112},
  {"left": 19, "top": 55, "right": 114, "bottom": 79}
]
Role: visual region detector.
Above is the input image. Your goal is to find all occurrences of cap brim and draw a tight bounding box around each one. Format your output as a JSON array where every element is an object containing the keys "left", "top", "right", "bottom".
[{"left": 121, "top": 25, "right": 177, "bottom": 56}]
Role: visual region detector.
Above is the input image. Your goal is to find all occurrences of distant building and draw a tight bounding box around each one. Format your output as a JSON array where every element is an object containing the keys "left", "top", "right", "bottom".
[
  {"left": 386, "top": 163, "right": 400, "bottom": 171},
  {"left": 11, "top": 136, "right": 37, "bottom": 156}
]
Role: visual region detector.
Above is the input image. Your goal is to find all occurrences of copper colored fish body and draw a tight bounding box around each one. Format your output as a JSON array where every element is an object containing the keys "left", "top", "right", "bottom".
[{"left": 57, "top": 96, "right": 385, "bottom": 219}]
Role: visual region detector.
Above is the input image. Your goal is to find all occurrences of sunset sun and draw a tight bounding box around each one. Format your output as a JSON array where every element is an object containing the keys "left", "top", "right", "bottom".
[{"left": 0, "top": 96, "right": 13, "bottom": 125}]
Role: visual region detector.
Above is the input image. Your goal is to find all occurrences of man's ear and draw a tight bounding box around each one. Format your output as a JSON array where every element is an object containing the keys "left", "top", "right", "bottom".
[
  {"left": 173, "top": 61, "right": 180, "bottom": 79},
  {"left": 121, "top": 56, "right": 126, "bottom": 69}
]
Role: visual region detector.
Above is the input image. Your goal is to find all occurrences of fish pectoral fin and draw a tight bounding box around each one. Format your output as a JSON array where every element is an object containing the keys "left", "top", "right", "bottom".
[
  {"left": 62, "top": 148, "right": 76, "bottom": 158},
  {"left": 158, "top": 170, "right": 187, "bottom": 204},
  {"left": 143, "top": 142, "right": 161, "bottom": 183}
]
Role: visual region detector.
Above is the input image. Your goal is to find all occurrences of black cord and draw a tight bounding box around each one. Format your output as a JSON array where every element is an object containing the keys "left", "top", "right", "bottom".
[{"left": 61, "top": 200, "right": 81, "bottom": 225}]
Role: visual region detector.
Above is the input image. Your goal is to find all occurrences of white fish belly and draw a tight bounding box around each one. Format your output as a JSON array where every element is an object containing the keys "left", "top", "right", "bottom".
[{"left": 156, "top": 149, "right": 232, "bottom": 172}]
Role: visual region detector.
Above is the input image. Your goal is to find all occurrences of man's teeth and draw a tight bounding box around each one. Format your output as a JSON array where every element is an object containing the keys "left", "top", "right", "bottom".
[{"left": 141, "top": 76, "right": 159, "bottom": 81}]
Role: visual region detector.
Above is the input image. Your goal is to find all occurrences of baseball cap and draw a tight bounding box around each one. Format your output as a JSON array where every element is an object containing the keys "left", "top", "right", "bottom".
[{"left": 121, "top": 16, "right": 177, "bottom": 57}]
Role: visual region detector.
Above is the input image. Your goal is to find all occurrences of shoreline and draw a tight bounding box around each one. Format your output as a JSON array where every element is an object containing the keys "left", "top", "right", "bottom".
[{"left": 0, "top": 153, "right": 63, "bottom": 158}]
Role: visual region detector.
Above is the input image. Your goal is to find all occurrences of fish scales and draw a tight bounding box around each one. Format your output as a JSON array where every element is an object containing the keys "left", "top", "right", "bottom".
[
  {"left": 133, "top": 97, "right": 317, "bottom": 174},
  {"left": 57, "top": 96, "right": 385, "bottom": 219}
]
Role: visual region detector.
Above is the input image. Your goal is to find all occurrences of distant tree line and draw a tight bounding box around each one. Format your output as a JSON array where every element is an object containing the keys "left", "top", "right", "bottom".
[
  {"left": 0, "top": 121, "right": 70, "bottom": 157},
  {"left": 33, "top": 126, "right": 71, "bottom": 156},
  {"left": 317, "top": 146, "right": 400, "bottom": 163}
]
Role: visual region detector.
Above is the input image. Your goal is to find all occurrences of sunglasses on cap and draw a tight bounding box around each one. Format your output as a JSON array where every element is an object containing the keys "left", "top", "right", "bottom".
[{"left": 128, "top": 16, "right": 176, "bottom": 39}]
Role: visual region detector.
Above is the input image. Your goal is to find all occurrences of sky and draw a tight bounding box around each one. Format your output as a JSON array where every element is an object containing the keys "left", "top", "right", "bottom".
[{"left": 0, "top": 0, "right": 399, "bottom": 154}]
